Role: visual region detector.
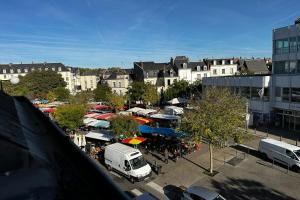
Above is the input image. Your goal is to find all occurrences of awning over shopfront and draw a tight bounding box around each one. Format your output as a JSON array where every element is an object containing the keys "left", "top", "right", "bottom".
[
  {"left": 139, "top": 125, "right": 185, "bottom": 138},
  {"left": 93, "top": 113, "right": 115, "bottom": 120},
  {"left": 150, "top": 114, "right": 180, "bottom": 120},
  {"left": 132, "top": 116, "right": 154, "bottom": 124},
  {"left": 87, "top": 120, "right": 110, "bottom": 128},
  {"left": 121, "top": 137, "right": 146, "bottom": 145},
  {"left": 85, "top": 131, "right": 114, "bottom": 141}
]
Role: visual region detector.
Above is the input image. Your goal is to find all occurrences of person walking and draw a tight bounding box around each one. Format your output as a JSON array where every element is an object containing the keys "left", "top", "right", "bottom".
[{"left": 164, "top": 148, "right": 169, "bottom": 164}]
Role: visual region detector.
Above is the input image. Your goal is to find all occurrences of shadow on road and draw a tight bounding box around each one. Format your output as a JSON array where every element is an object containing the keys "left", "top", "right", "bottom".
[
  {"left": 163, "top": 185, "right": 184, "bottom": 200},
  {"left": 211, "top": 178, "right": 297, "bottom": 200},
  {"left": 182, "top": 157, "right": 208, "bottom": 172}
]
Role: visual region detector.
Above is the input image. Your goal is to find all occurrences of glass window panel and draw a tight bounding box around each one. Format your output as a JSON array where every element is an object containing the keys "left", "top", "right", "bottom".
[
  {"left": 274, "top": 61, "right": 286, "bottom": 74},
  {"left": 284, "top": 61, "right": 289, "bottom": 73},
  {"left": 251, "top": 87, "right": 260, "bottom": 100},
  {"left": 275, "top": 87, "right": 281, "bottom": 97},
  {"left": 290, "top": 61, "right": 297, "bottom": 73},
  {"left": 241, "top": 87, "right": 250, "bottom": 99},
  {"left": 282, "top": 88, "right": 290, "bottom": 102},
  {"left": 291, "top": 88, "right": 300, "bottom": 103},
  {"left": 290, "top": 37, "right": 297, "bottom": 53}
]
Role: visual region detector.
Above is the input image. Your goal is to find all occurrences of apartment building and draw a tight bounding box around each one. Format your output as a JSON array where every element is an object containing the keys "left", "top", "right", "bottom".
[
  {"left": 203, "top": 17, "right": 300, "bottom": 131},
  {"left": 78, "top": 71, "right": 99, "bottom": 92},
  {"left": 102, "top": 69, "right": 133, "bottom": 95}
]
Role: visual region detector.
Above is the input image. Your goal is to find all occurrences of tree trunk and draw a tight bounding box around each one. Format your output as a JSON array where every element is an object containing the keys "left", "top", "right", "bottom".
[{"left": 209, "top": 142, "right": 213, "bottom": 174}]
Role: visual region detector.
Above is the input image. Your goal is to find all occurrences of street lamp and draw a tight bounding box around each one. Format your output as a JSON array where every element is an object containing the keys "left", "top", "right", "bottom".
[{"left": 0, "top": 76, "right": 20, "bottom": 91}]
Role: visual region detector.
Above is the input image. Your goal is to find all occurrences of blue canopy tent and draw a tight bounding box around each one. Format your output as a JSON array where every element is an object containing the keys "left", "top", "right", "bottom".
[{"left": 139, "top": 125, "right": 185, "bottom": 138}]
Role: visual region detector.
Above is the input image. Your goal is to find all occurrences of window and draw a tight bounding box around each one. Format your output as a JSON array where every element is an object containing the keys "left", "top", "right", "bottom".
[
  {"left": 291, "top": 88, "right": 300, "bottom": 103},
  {"left": 251, "top": 87, "right": 261, "bottom": 100},
  {"left": 286, "top": 150, "right": 297, "bottom": 160},
  {"left": 274, "top": 61, "right": 289, "bottom": 74},
  {"left": 31, "top": 68, "right": 35, "bottom": 71},
  {"left": 66, "top": 77, "right": 69, "bottom": 81},
  {"left": 38, "top": 68, "right": 41, "bottom": 71},
  {"left": 183, "top": 63, "right": 187, "bottom": 69},
  {"left": 58, "top": 67, "right": 62, "bottom": 71},
  {"left": 282, "top": 88, "right": 290, "bottom": 102},
  {"left": 10, "top": 69, "right": 14, "bottom": 73},
  {"left": 298, "top": 36, "right": 300, "bottom": 52},
  {"left": 297, "top": 60, "right": 300, "bottom": 73},
  {"left": 230, "top": 68, "right": 234, "bottom": 74},
  {"left": 222, "top": 69, "right": 225, "bottom": 74},
  {"left": 17, "top": 69, "right": 20, "bottom": 73},
  {"left": 113, "top": 82, "right": 116, "bottom": 87},
  {"left": 241, "top": 87, "right": 250, "bottom": 99},
  {"left": 52, "top": 67, "right": 55, "bottom": 71},
  {"left": 203, "top": 66, "right": 207, "bottom": 70},
  {"left": 290, "top": 61, "right": 297, "bottom": 73},
  {"left": 275, "top": 87, "right": 281, "bottom": 97},
  {"left": 120, "top": 90, "right": 122, "bottom": 95},
  {"left": 45, "top": 68, "right": 48, "bottom": 71},
  {"left": 167, "top": 79, "right": 171, "bottom": 86},
  {"left": 204, "top": 73, "right": 207, "bottom": 77},
  {"left": 290, "top": 37, "right": 297, "bottom": 53},
  {"left": 146, "top": 72, "right": 149, "bottom": 78},
  {"left": 24, "top": 69, "right": 28, "bottom": 73},
  {"left": 3, "top": 69, "right": 6, "bottom": 74},
  {"left": 213, "top": 69, "right": 217, "bottom": 75},
  {"left": 197, "top": 74, "right": 201, "bottom": 80},
  {"left": 4, "top": 75, "right": 6, "bottom": 79},
  {"left": 197, "top": 66, "right": 200, "bottom": 71},
  {"left": 119, "top": 82, "right": 121, "bottom": 87}
]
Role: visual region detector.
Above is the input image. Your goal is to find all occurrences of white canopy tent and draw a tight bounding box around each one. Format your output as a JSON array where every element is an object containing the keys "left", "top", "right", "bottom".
[
  {"left": 167, "top": 97, "right": 188, "bottom": 105},
  {"left": 85, "top": 131, "right": 114, "bottom": 141},
  {"left": 164, "top": 106, "right": 184, "bottom": 115},
  {"left": 136, "top": 109, "right": 157, "bottom": 116},
  {"left": 126, "top": 107, "right": 145, "bottom": 113},
  {"left": 83, "top": 118, "right": 98, "bottom": 124}
]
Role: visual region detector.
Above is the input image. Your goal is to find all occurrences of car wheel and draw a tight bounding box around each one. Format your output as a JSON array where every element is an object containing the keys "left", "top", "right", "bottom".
[
  {"left": 292, "top": 165, "right": 300, "bottom": 173},
  {"left": 261, "top": 153, "right": 268, "bottom": 160},
  {"left": 107, "top": 165, "right": 112, "bottom": 171}
]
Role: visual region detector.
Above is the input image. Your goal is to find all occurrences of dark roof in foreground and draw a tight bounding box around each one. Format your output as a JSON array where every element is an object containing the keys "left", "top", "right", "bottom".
[{"left": 0, "top": 92, "right": 128, "bottom": 200}]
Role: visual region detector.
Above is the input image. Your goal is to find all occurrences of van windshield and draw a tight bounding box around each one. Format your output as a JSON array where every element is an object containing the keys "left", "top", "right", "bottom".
[
  {"left": 130, "top": 155, "right": 147, "bottom": 170},
  {"left": 294, "top": 150, "right": 300, "bottom": 158}
]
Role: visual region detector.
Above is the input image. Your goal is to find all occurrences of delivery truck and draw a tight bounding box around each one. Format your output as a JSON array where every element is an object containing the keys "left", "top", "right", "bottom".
[{"left": 104, "top": 143, "right": 152, "bottom": 183}]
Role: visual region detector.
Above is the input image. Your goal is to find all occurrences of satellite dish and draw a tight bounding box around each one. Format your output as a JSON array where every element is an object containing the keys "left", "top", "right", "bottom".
[{"left": 10, "top": 76, "right": 20, "bottom": 84}]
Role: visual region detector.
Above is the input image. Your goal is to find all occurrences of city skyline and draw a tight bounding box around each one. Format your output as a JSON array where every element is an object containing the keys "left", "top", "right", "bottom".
[{"left": 0, "top": 0, "right": 299, "bottom": 68}]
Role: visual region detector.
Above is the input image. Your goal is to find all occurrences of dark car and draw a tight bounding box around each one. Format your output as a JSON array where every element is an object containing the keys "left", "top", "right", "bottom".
[{"left": 181, "top": 186, "right": 226, "bottom": 200}]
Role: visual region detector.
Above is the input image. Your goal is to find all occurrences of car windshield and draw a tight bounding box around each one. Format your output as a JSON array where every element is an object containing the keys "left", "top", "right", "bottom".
[
  {"left": 294, "top": 150, "right": 300, "bottom": 158},
  {"left": 129, "top": 155, "right": 147, "bottom": 170}
]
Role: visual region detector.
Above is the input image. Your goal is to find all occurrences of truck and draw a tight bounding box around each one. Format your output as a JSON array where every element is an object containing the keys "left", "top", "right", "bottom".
[
  {"left": 104, "top": 143, "right": 152, "bottom": 183},
  {"left": 258, "top": 138, "right": 300, "bottom": 172}
]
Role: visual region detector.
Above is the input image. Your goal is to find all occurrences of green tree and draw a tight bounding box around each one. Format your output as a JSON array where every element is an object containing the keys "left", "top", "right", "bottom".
[
  {"left": 70, "top": 90, "right": 94, "bottom": 104},
  {"left": 180, "top": 88, "right": 247, "bottom": 174},
  {"left": 93, "top": 83, "right": 112, "bottom": 102},
  {"left": 54, "top": 104, "right": 86, "bottom": 133},
  {"left": 53, "top": 87, "right": 70, "bottom": 101},
  {"left": 12, "top": 71, "right": 66, "bottom": 99},
  {"left": 2, "top": 80, "right": 29, "bottom": 96},
  {"left": 111, "top": 115, "right": 140, "bottom": 138},
  {"left": 143, "top": 82, "right": 159, "bottom": 107},
  {"left": 164, "top": 80, "right": 189, "bottom": 101},
  {"left": 127, "top": 82, "right": 146, "bottom": 103},
  {"left": 108, "top": 93, "right": 125, "bottom": 112},
  {"left": 47, "top": 91, "right": 57, "bottom": 102}
]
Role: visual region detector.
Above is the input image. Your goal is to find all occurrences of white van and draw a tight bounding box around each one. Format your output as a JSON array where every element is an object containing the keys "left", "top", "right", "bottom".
[
  {"left": 104, "top": 143, "right": 152, "bottom": 183},
  {"left": 258, "top": 138, "right": 300, "bottom": 172}
]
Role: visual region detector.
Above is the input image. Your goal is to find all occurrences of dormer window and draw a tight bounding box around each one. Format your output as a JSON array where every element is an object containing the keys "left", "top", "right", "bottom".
[
  {"left": 45, "top": 68, "right": 48, "bottom": 71},
  {"left": 183, "top": 63, "right": 187, "bottom": 69},
  {"left": 24, "top": 69, "right": 28, "bottom": 73},
  {"left": 38, "top": 68, "right": 42, "bottom": 71},
  {"left": 197, "top": 66, "right": 200, "bottom": 71},
  {"left": 146, "top": 72, "right": 149, "bottom": 78},
  {"left": 58, "top": 67, "right": 62, "bottom": 71},
  {"left": 52, "top": 67, "right": 55, "bottom": 71},
  {"left": 10, "top": 69, "right": 14, "bottom": 73},
  {"left": 170, "top": 70, "right": 173, "bottom": 77},
  {"left": 3, "top": 69, "right": 6, "bottom": 74},
  {"left": 203, "top": 66, "right": 207, "bottom": 71},
  {"left": 17, "top": 69, "right": 21, "bottom": 73},
  {"left": 31, "top": 68, "right": 35, "bottom": 71}
]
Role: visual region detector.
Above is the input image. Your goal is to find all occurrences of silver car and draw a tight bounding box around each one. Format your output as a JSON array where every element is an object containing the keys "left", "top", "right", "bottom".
[{"left": 181, "top": 186, "right": 226, "bottom": 200}]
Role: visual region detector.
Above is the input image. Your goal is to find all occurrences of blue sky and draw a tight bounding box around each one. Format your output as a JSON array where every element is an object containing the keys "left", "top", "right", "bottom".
[{"left": 0, "top": 0, "right": 299, "bottom": 68}]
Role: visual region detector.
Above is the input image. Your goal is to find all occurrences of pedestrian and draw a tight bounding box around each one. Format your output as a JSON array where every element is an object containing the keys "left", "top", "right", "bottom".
[{"left": 164, "top": 148, "right": 168, "bottom": 164}]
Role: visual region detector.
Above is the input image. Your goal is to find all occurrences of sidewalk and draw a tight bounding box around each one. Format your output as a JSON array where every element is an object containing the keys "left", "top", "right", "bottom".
[
  {"left": 146, "top": 144, "right": 238, "bottom": 188},
  {"left": 247, "top": 128, "right": 300, "bottom": 147}
]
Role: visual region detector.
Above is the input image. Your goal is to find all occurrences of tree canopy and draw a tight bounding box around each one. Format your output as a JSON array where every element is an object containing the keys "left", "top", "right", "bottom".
[
  {"left": 54, "top": 104, "right": 86, "bottom": 133},
  {"left": 93, "top": 83, "right": 112, "bottom": 102},
  {"left": 53, "top": 87, "right": 70, "bottom": 101},
  {"left": 143, "top": 82, "right": 159, "bottom": 106},
  {"left": 70, "top": 90, "right": 94, "bottom": 104},
  {"left": 127, "top": 82, "right": 158, "bottom": 106},
  {"left": 164, "top": 80, "right": 189, "bottom": 101},
  {"left": 110, "top": 115, "right": 140, "bottom": 138},
  {"left": 108, "top": 93, "right": 125, "bottom": 112},
  {"left": 180, "top": 87, "right": 247, "bottom": 173}
]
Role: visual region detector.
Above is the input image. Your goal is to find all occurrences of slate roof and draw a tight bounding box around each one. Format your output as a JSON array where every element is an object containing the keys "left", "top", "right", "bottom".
[
  {"left": 0, "top": 62, "right": 68, "bottom": 74},
  {"left": 237, "top": 59, "right": 270, "bottom": 74},
  {"left": 187, "top": 62, "right": 209, "bottom": 71}
]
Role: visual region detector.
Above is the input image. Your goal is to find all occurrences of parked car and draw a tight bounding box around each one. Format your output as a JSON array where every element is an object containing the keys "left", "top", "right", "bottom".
[
  {"left": 104, "top": 143, "right": 152, "bottom": 183},
  {"left": 258, "top": 138, "right": 300, "bottom": 172},
  {"left": 181, "top": 186, "right": 226, "bottom": 200}
]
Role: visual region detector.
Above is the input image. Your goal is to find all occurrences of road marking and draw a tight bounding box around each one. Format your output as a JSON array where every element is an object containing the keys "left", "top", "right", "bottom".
[
  {"left": 110, "top": 171, "right": 121, "bottom": 178},
  {"left": 131, "top": 188, "right": 143, "bottom": 196},
  {"left": 146, "top": 181, "right": 164, "bottom": 194}
]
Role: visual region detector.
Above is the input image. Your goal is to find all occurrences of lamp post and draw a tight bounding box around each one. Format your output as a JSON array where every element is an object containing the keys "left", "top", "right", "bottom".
[{"left": 0, "top": 76, "right": 20, "bottom": 92}]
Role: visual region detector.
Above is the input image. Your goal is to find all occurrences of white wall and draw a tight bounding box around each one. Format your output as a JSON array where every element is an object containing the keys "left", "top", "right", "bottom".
[
  {"left": 210, "top": 64, "right": 237, "bottom": 77},
  {"left": 178, "top": 68, "right": 192, "bottom": 83},
  {"left": 191, "top": 71, "right": 210, "bottom": 82}
]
